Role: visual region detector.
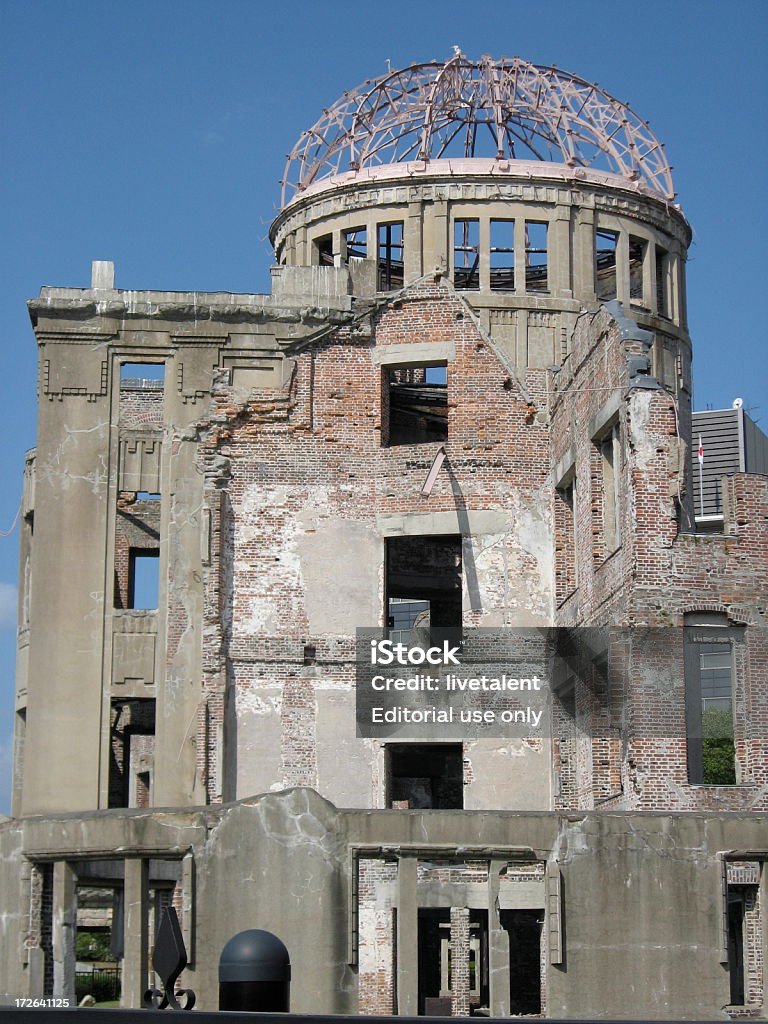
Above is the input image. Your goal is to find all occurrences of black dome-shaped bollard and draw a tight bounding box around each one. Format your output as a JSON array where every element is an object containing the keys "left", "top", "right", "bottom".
[{"left": 218, "top": 929, "right": 291, "bottom": 1012}]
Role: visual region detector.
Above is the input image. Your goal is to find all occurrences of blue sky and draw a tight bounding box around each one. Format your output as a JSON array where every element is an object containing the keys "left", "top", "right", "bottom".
[{"left": 1, "top": 0, "right": 766, "bottom": 814}]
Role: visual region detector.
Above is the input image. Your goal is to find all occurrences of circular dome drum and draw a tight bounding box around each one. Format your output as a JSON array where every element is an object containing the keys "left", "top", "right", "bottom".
[{"left": 281, "top": 50, "right": 674, "bottom": 207}]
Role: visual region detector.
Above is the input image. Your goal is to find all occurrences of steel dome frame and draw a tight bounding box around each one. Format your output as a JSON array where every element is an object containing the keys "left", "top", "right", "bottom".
[{"left": 281, "top": 51, "right": 674, "bottom": 207}]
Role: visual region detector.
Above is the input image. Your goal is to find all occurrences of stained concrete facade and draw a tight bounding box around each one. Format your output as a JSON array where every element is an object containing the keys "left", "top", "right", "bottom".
[{"left": 2, "top": 54, "right": 767, "bottom": 1019}]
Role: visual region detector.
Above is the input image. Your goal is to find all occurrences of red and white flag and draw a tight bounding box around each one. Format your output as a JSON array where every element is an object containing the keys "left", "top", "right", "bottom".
[{"left": 697, "top": 435, "right": 704, "bottom": 465}]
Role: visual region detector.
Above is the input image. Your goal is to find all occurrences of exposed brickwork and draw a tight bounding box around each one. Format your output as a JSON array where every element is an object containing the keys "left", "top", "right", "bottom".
[
  {"left": 119, "top": 385, "right": 164, "bottom": 431},
  {"left": 357, "top": 858, "right": 397, "bottom": 1016},
  {"left": 113, "top": 493, "right": 161, "bottom": 608}
]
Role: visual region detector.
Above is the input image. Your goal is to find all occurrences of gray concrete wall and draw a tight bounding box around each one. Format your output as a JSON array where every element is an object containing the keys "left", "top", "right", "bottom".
[{"left": 4, "top": 792, "right": 765, "bottom": 1017}]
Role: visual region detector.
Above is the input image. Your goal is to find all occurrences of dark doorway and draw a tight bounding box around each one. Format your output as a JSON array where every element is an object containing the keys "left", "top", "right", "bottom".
[
  {"left": 727, "top": 891, "right": 745, "bottom": 1006},
  {"left": 417, "top": 908, "right": 489, "bottom": 1016},
  {"left": 501, "top": 908, "right": 543, "bottom": 1015}
]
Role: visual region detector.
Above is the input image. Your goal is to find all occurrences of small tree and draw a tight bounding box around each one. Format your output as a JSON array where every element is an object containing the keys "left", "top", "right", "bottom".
[{"left": 701, "top": 707, "right": 736, "bottom": 785}]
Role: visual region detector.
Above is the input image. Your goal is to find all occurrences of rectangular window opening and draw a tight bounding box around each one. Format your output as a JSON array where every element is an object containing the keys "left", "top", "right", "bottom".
[
  {"left": 128, "top": 549, "right": 160, "bottom": 610},
  {"left": 555, "top": 477, "right": 577, "bottom": 602},
  {"left": 385, "top": 363, "right": 447, "bottom": 446},
  {"left": 75, "top": 885, "right": 122, "bottom": 1003},
  {"left": 629, "top": 236, "right": 646, "bottom": 302},
  {"left": 597, "top": 423, "right": 621, "bottom": 554},
  {"left": 344, "top": 226, "right": 367, "bottom": 261},
  {"left": 595, "top": 229, "right": 619, "bottom": 301},
  {"left": 314, "top": 233, "right": 334, "bottom": 267},
  {"left": 525, "top": 221, "right": 548, "bottom": 293},
  {"left": 387, "top": 744, "right": 463, "bottom": 810},
  {"left": 727, "top": 890, "right": 745, "bottom": 1005},
  {"left": 108, "top": 698, "right": 156, "bottom": 809},
  {"left": 490, "top": 219, "right": 515, "bottom": 291},
  {"left": 453, "top": 219, "right": 480, "bottom": 290},
  {"left": 377, "top": 222, "right": 404, "bottom": 291},
  {"left": 386, "top": 535, "right": 462, "bottom": 636},
  {"left": 119, "top": 363, "right": 165, "bottom": 389},
  {"left": 685, "top": 620, "right": 736, "bottom": 785}
]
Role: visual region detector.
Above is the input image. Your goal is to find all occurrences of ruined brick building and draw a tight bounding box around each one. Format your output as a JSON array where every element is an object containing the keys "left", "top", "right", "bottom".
[{"left": 1, "top": 53, "right": 766, "bottom": 1018}]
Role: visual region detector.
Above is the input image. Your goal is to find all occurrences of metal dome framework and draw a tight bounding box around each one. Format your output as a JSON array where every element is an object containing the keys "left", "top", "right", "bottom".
[{"left": 281, "top": 52, "right": 674, "bottom": 207}]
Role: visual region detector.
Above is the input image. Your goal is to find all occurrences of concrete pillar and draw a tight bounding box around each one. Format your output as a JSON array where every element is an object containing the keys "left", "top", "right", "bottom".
[
  {"left": 573, "top": 207, "right": 596, "bottom": 302},
  {"left": 642, "top": 239, "right": 654, "bottom": 311},
  {"left": 513, "top": 218, "right": 527, "bottom": 297},
  {"left": 616, "top": 230, "right": 630, "bottom": 306},
  {"left": 669, "top": 251, "right": 681, "bottom": 324},
  {"left": 396, "top": 856, "right": 418, "bottom": 1015},
  {"left": 552, "top": 204, "right": 572, "bottom": 297},
  {"left": 52, "top": 861, "right": 76, "bottom": 1000},
  {"left": 478, "top": 217, "right": 491, "bottom": 292},
  {"left": 123, "top": 858, "right": 149, "bottom": 1008},
  {"left": 405, "top": 201, "right": 423, "bottom": 280},
  {"left": 449, "top": 906, "right": 470, "bottom": 1017},
  {"left": 426, "top": 200, "right": 448, "bottom": 277},
  {"left": 488, "top": 859, "right": 510, "bottom": 1015}
]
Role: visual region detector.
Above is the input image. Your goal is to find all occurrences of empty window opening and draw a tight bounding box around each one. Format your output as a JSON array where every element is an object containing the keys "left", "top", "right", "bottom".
[
  {"left": 314, "top": 233, "right": 334, "bottom": 267},
  {"left": 387, "top": 743, "right": 463, "bottom": 810},
  {"left": 655, "top": 246, "right": 669, "bottom": 317},
  {"left": 500, "top": 909, "right": 543, "bottom": 1015},
  {"left": 417, "top": 908, "right": 488, "bottom": 1016},
  {"left": 377, "top": 222, "right": 404, "bottom": 290},
  {"left": 629, "top": 236, "right": 646, "bottom": 302},
  {"left": 344, "top": 226, "right": 367, "bottom": 261},
  {"left": 386, "top": 535, "right": 462, "bottom": 633},
  {"left": 453, "top": 219, "right": 480, "bottom": 290},
  {"left": 128, "top": 550, "right": 160, "bottom": 610},
  {"left": 108, "top": 699, "right": 155, "bottom": 809},
  {"left": 525, "top": 221, "right": 548, "bottom": 292},
  {"left": 490, "top": 219, "right": 515, "bottom": 291},
  {"left": 727, "top": 890, "right": 746, "bottom": 1006},
  {"left": 685, "top": 620, "right": 736, "bottom": 785},
  {"left": 385, "top": 363, "right": 447, "bottom": 446},
  {"left": 119, "top": 363, "right": 165, "bottom": 389},
  {"left": 595, "top": 229, "right": 619, "bottom": 301},
  {"left": 75, "top": 885, "right": 121, "bottom": 1004},
  {"left": 598, "top": 422, "right": 621, "bottom": 554},
  {"left": 554, "top": 478, "right": 576, "bottom": 603},
  {"left": 135, "top": 491, "right": 161, "bottom": 501}
]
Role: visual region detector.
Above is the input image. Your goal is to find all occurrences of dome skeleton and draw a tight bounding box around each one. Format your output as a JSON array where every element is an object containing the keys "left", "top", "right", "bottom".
[{"left": 281, "top": 51, "right": 674, "bottom": 207}]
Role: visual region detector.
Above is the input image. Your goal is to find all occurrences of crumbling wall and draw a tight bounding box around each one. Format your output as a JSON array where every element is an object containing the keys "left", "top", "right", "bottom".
[{"left": 198, "top": 281, "right": 554, "bottom": 810}]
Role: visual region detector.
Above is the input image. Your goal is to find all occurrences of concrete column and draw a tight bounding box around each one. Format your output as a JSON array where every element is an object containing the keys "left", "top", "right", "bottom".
[
  {"left": 449, "top": 906, "right": 470, "bottom": 1017},
  {"left": 123, "top": 858, "right": 149, "bottom": 1008},
  {"left": 552, "top": 204, "right": 572, "bottom": 297},
  {"left": 616, "top": 231, "right": 630, "bottom": 306},
  {"left": 513, "top": 218, "right": 527, "bottom": 296},
  {"left": 642, "top": 239, "right": 654, "bottom": 311},
  {"left": 296, "top": 225, "right": 308, "bottom": 266},
  {"left": 52, "top": 861, "right": 76, "bottom": 1000},
  {"left": 573, "top": 207, "right": 595, "bottom": 302},
  {"left": 396, "top": 856, "right": 418, "bottom": 1015},
  {"left": 668, "top": 251, "right": 681, "bottom": 324},
  {"left": 405, "top": 200, "right": 423, "bottom": 280},
  {"left": 478, "top": 217, "right": 491, "bottom": 292},
  {"left": 488, "top": 859, "right": 510, "bottom": 1015},
  {"left": 426, "top": 200, "right": 448, "bottom": 277}
]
